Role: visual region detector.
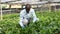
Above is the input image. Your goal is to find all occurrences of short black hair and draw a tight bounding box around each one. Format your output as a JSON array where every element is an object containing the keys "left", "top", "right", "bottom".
[{"left": 25, "top": 4, "right": 31, "bottom": 9}]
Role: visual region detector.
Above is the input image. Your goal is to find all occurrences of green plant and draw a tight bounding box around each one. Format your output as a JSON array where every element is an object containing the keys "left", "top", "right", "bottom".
[{"left": 0, "top": 11, "right": 60, "bottom": 34}]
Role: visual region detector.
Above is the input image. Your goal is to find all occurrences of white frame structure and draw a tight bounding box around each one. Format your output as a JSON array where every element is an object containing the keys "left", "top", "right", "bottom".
[{"left": 0, "top": 0, "right": 3, "bottom": 20}]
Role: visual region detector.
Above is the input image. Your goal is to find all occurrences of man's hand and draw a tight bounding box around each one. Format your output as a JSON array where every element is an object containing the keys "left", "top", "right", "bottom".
[{"left": 23, "top": 18, "right": 28, "bottom": 26}]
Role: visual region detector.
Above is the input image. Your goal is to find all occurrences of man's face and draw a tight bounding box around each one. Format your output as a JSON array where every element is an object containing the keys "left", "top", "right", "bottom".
[
  {"left": 26, "top": 5, "right": 30, "bottom": 10},
  {"left": 26, "top": 4, "right": 31, "bottom": 11}
]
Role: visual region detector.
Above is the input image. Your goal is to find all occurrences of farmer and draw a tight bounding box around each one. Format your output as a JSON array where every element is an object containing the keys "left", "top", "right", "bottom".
[{"left": 19, "top": 4, "right": 39, "bottom": 28}]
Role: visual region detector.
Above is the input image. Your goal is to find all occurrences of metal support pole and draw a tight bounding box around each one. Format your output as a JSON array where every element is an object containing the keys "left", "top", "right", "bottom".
[{"left": 0, "top": 0, "right": 3, "bottom": 20}]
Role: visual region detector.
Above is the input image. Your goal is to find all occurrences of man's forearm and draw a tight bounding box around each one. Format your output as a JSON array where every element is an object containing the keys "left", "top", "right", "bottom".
[{"left": 19, "top": 20, "right": 25, "bottom": 28}]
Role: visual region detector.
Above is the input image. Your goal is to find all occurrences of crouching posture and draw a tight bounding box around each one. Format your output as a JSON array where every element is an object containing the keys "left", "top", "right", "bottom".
[{"left": 19, "top": 4, "right": 39, "bottom": 28}]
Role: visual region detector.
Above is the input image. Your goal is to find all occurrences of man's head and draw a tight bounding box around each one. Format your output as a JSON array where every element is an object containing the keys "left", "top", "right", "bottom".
[{"left": 25, "top": 4, "right": 31, "bottom": 13}]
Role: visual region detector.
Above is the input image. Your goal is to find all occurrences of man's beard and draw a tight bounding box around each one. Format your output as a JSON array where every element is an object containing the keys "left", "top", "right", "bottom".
[{"left": 26, "top": 9, "right": 30, "bottom": 13}]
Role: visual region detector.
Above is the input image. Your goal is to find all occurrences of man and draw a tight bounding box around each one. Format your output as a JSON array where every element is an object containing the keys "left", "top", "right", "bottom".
[{"left": 19, "top": 4, "right": 39, "bottom": 28}]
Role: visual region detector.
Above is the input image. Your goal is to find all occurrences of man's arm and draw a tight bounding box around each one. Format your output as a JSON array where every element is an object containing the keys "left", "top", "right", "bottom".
[
  {"left": 19, "top": 10, "right": 24, "bottom": 28},
  {"left": 32, "top": 9, "right": 37, "bottom": 23}
]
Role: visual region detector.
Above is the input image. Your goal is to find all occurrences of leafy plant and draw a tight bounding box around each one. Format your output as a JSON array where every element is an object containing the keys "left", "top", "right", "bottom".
[{"left": 0, "top": 11, "right": 60, "bottom": 34}]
